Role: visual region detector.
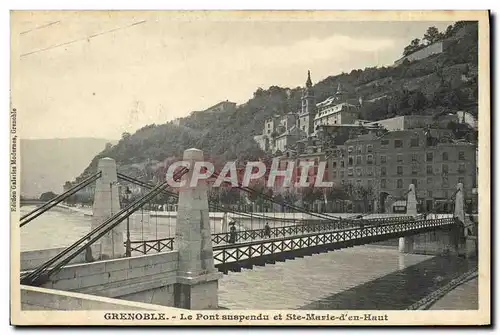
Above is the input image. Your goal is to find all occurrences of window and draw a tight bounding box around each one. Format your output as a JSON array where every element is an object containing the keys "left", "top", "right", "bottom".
[
  {"left": 356, "top": 179, "right": 362, "bottom": 186},
  {"left": 428, "top": 190, "right": 433, "bottom": 198},
  {"left": 442, "top": 152, "right": 449, "bottom": 161},
  {"left": 341, "top": 180, "right": 345, "bottom": 185},
  {"left": 442, "top": 175, "right": 449, "bottom": 188},
  {"left": 412, "top": 153, "right": 418, "bottom": 162},
  {"left": 356, "top": 168, "right": 362, "bottom": 176},
  {"left": 458, "top": 163, "right": 466, "bottom": 173},
  {"left": 348, "top": 168, "right": 354, "bottom": 176},
  {"left": 381, "top": 179, "right": 386, "bottom": 188},
  {"left": 397, "top": 179, "right": 403, "bottom": 188},
  {"left": 340, "top": 171, "right": 345, "bottom": 178},
  {"left": 397, "top": 154, "right": 403, "bottom": 163},
  {"left": 368, "top": 179, "right": 373, "bottom": 187},
  {"left": 381, "top": 166, "right": 387, "bottom": 176},
  {"left": 459, "top": 151, "right": 465, "bottom": 160},
  {"left": 395, "top": 139, "right": 403, "bottom": 148},
  {"left": 333, "top": 171, "right": 337, "bottom": 178},
  {"left": 367, "top": 167, "right": 373, "bottom": 176},
  {"left": 412, "top": 179, "right": 418, "bottom": 186},
  {"left": 381, "top": 155, "right": 387, "bottom": 164},
  {"left": 367, "top": 145, "right": 373, "bottom": 153},
  {"left": 426, "top": 152, "right": 433, "bottom": 162},
  {"left": 357, "top": 146, "right": 362, "bottom": 154},
  {"left": 411, "top": 165, "right": 418, "bottom": 175},
  {"left": 341, "top": 161, "right": 345, "bottom": 168},
  {"left": 442, "top": 164, "right": 449, "bottom": 175},
  {"left": 348, "top": 156, "right": 353, "bottom": 166},
  {"left": 427, "top": 165, "right": 433, "bottom": 174},
  {"left": 411, "top": 138, "right": 419, "bottom": 147},
  {"left": 367, "top": 155, "right": 374, "bottom": 165},
  {"left": 356, "top": 155, "right": 362, "bottom": 165},
  {"left": 427, "top": 177, "right": 433, "bottom": 185},
  {"left": 333, "top": 161, "right": 337, "bottom": 168},
  {"left": 348, "top": 146, "right": 354, "bottom": 153},
  {"left": 397, "top": 166, "right": 403, "bottom": 175},
  {"left": 381, "top": 139, "right": 389, "bottom": 147}
]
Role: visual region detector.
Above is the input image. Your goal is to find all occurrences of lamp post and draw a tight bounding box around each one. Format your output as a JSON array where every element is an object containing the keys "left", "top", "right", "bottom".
[{"left": 124, "top": 186, "right": 132, "bottom": 257}]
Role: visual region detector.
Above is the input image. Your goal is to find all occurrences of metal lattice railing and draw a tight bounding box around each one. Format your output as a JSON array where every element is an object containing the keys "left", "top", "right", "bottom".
[
  {"left": 212, "top": 218, "right": 455, "bottom": 270},
  {"left": 125, "top": 215, "right": 415, "bottom": 255},
  {"left": 129, "top": 238, "right": 174, "bottom": 254}
]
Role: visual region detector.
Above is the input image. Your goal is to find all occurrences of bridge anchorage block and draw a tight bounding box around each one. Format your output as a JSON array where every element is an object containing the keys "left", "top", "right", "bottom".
[
  {"left": 174, "top": 148, "right": 222, "bottom": 310},
  {"left": 92, "top": 158, "right": 124, "bottom": 260}
]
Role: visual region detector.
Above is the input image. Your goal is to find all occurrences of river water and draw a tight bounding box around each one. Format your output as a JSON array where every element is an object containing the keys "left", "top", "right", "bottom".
[{"left": 19, "top": 206, "right": 477, "bottom": 310}]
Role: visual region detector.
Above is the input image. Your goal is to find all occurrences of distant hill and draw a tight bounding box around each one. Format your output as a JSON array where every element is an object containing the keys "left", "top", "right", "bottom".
[
  {"left": 75, "top": 21, "right": 478, "bottom": 182},
  {"left": 20, "top": 138, "right": 116, "bottom": 198}
]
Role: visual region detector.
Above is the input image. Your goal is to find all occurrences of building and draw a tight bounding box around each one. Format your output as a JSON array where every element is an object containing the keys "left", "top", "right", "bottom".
[
  {"left": 297, "top": 70, "right": 316, "bottom": 136},
  {"left": 365, "top": 115, "right": 458, "bottom": 131},
  {"left": 313, "top": 84, "right": 359, "bottom": 130},
  {"left": 456, "top": 111, "right": 478, "bottom": 129},
  {"left": 262, "top": 113, "right": 297, "bottom": 137},
  {"left": 327, "top": 128, "right": 477, "bottom": 213},
  {"left": 393, "top": 40, "right": 452, "bottom": 66},
  {"left": 255, "top": 71, "right": 366, "bottom": 155},
  {"left": 253, "top": 134, "right": 270, "bottom": 152},
  {"left": 274, "top": 126, "right": 306, "bottom": 153},
  {"left": 202, "top": 100, "right": 237, "bottom": 114}
]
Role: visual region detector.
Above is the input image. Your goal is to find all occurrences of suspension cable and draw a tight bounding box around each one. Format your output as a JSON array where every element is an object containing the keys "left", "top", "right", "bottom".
[
  {"left": 117, "top": 173, "right": 297, "bottom": 224},
  {"left": 21, "top": 167, "right": 188, "bottom": 286},
  {"left": 211, "top": 171, "right": 342, "bottom": 222},
  {"left": 20, "top": 172, "right": 102, "bottom": 227}
]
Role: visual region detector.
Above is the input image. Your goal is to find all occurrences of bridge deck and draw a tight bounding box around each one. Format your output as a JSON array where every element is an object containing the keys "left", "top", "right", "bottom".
[
  {"left": 212, "top": 218, "right": 455, "bottom": 274},
  {"left": 128, "top": 216, "right": 416, "bottom": 255}
]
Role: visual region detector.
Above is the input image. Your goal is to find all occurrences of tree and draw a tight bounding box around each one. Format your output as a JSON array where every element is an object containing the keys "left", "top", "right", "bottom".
[
  {"left": 408, "top": 90, "right": 428, "bottom": 112},
  {"left": 444, "top": 24, "right": 454, "bottom": 38},
  {"left": 423, "top": 26, "right": 444, "bottom": 45},
  {"left": 282, "top": 190, "right": 299, "bottom": 206},
  {"left": 403, "top": 38, "right": 423, "bottom": 56},
  {"left": 355, "top": 184, "right": 375, "bottom": 213},
  {"left": 300, "top": 186, "right": 322, "bottom": 209},
  {"left": 39, "top": 191, "right": 58, "bottom": 201}
]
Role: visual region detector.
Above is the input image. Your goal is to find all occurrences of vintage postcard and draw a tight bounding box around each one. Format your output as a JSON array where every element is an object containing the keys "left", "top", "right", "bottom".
[{"left": 9, "top": 10, "right": 490, "bottom": 326}]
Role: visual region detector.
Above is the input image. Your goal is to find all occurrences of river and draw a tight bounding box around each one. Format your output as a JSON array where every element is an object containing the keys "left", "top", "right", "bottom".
[{"left": 19, "top": 206, "right": 477, "bottom": 310}]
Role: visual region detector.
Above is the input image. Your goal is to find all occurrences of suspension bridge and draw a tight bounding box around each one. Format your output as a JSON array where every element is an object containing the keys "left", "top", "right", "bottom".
[{"left": 18, "top": 148, "right": 478, "bottom": 310}]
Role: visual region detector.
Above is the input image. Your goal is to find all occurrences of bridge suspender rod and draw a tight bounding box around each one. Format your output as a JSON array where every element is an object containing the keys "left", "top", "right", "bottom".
[
  {"left": 118, "top": 173, "right": 407, "bottom": 227},
  {"left": 20, "top": 172, "right": 102, "bottom": 227},
  {"left": 116, "top": 173, "right": 296, "bottom": 224},
  {"left": 211, "top": 171, "right": 342, "bottom": 222},
  {"left": 21, "top": 168, "right": 189, "bottom": 286},
  {"left": 117, "top": 173, "right": 287, "bottom": 223}
]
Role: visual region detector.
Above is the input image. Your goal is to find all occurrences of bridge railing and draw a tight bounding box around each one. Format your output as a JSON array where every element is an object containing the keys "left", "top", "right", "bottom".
[
  {"left": 212, "top": 217, "right": 456, "bottom": 272},
  {"left": 126, "top": 215, "right": 415, "bottom": 255}
]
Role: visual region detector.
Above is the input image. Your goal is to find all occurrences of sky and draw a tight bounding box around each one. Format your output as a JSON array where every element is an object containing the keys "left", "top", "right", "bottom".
[{"left": 11, "top": 11, "right": 456, "bottom": 140}]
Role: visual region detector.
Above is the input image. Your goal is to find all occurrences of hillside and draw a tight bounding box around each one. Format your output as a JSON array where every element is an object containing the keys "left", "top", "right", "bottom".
[
  {"left": 20, "top": 138, "right": 115, "bottom": 198},
  {"left": 76, "top": 21, "right": 478, "bottom": 182}
]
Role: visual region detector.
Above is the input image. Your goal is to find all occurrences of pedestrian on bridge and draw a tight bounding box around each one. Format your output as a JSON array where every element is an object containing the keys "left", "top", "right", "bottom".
[
  {"left": 264, "top": 222, "right": 271, "bottom": 238},
  {"left": 229, "top": 222, "right": 237, "bottom": 244}
]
